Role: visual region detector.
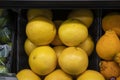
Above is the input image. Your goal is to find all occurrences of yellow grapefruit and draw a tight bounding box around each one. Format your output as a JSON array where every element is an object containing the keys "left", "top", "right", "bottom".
[
  {"left": 77, "top": 35, "right": 94, "bottom": 56},
  {"left": 27, "top": 9, "right": 52, "bottom": 21},
  {"left": 96, "top": 30, "right": 120, "bottom": 60},
  {"left": 26, "top": 17, "right": 56, "bottom": 46},
  {"left": 53, "top": 45, "right": 67, "bottom": 68},
  {"left": 58, "top": 19, "right": 88, "bottom": 46},
  {"left": 68, "top": 9, "right": 94, "bottom": 28},
  {"left": 16, "top": 69, "right": 41, "bottom": 80},
  {"left": 29, "top": 46, "right": 57, "bottom": 75},
  {"left": 58, "top": 47, "right": 88, "bottom": 75},
  {"left": 24, "top": 38, "right": 37, "bottom": 56},
  {"left": 77, "top": 70, "right": 105, "bottom": 80},
  {"left": 44, "top": 69, "right": 73, "bottom": 80},
  {"left": 51, "top": 34, "right": 64, "bottom": 46}
]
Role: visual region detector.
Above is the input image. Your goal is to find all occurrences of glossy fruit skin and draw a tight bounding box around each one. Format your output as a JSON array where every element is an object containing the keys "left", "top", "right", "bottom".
[
  {"left": 68, "top": 9, "right": 94, "bottom": 28},
  {"left": 16, "top": 69, "right": 41, "bottom": 80},
  {"left": 29, "top": 46, "right": 57, "bottom": 75},
  {"left": 77, "top": 35, "right": 94, "bottom": 56},
  {"left": 24, "top": 38, "right": 37, "bottom": 56},
  {"left": 26, "top": 17, "right": 56, "bottom": 46},
  {"left": 77, "top": 70, "right": 105, "bottom": 80},
  {"left": 58, "top": 47, "right": 88, "bottom": 75},
  {"left": 44, "top": 69, "right": 73, "bottom": 80},
  {"left": 58, "top": 19, "right": 88, "bottom": 46}
]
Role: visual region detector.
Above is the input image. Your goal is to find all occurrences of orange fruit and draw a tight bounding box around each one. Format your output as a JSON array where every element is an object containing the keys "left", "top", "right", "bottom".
[
  {"left": 102, "top": 12, "right": 120, "bottom": 36},
  {"left": 96, "top": 30, "right": 120, "bottom": 60}
]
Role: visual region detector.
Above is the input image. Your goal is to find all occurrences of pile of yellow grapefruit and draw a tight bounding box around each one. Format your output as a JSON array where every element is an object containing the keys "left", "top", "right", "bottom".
[{"left": 16, "top": 9, "right": 105, "bottom": 80}]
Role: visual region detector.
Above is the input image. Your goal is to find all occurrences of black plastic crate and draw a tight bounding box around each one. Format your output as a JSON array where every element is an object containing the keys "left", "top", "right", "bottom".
[{"left": 16, "top": 9, "right": 101, "bottom": 73}]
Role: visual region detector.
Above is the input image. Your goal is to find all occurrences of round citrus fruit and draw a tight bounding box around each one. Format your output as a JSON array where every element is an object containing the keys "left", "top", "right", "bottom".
[
  {"left": 58, "top": 47, "right": 88, "bottom": 75},
  {"left": 102, "top": 12, "right": 120, "bottom": 37},
  {"left": 77, "top": 70, "right": 105, "bottom": 80},
  {"left": 24, "top": 38, "right": 37, "bottom": 56},
  {"left": 51, "top": 34, "right": 64, "bottom": 46},
  {"left": 16, "top": 69, "right": 41, "bottom": 80},
  {"left": 68, "top": 9, "right": 94, "bottom": 28},
  {"left": 58, "top": 19, "right": 88, "bottom": 46},
  {"left": 53, "top": 45, "right": 67, "bottom": 68},
  {"left": 44, "top": 69, "right": 72, "bottom": 80},
  {"left": 96, "top": 30, "right": 120, "bottom": 60},
  {"left": 29, "top": 46, "right": 57, "bottom": 75},
  {"left": 27, "top": 9, "right": 53, "bottom": 21},
  {"left": 26, "top": 17, "right": 56, "bottom": 46},
  {"left": 77, "top": 35, "right": 94, "bottom": 56},
  {"left": 53, "top": 45, "right": 67, "bottom": 57}
]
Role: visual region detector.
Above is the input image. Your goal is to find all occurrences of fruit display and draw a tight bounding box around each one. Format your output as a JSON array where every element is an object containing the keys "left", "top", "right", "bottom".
[
  {"left": 16, "top": 9, "right": 108, "bottom": 80},
  {"left": 96, "top": 11, "right": 120, "bottom": 79}
]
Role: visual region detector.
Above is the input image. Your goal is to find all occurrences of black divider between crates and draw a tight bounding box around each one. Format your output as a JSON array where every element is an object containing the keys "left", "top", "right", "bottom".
[
  {"left": 8, "top": 9, "right": 18, "bottom": 74},
  {"left": 16, "top": 9, "right": 102, "bottom": 73},
  {"left": 17, "top": 9, "right": 29, "bottom": 72}
]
